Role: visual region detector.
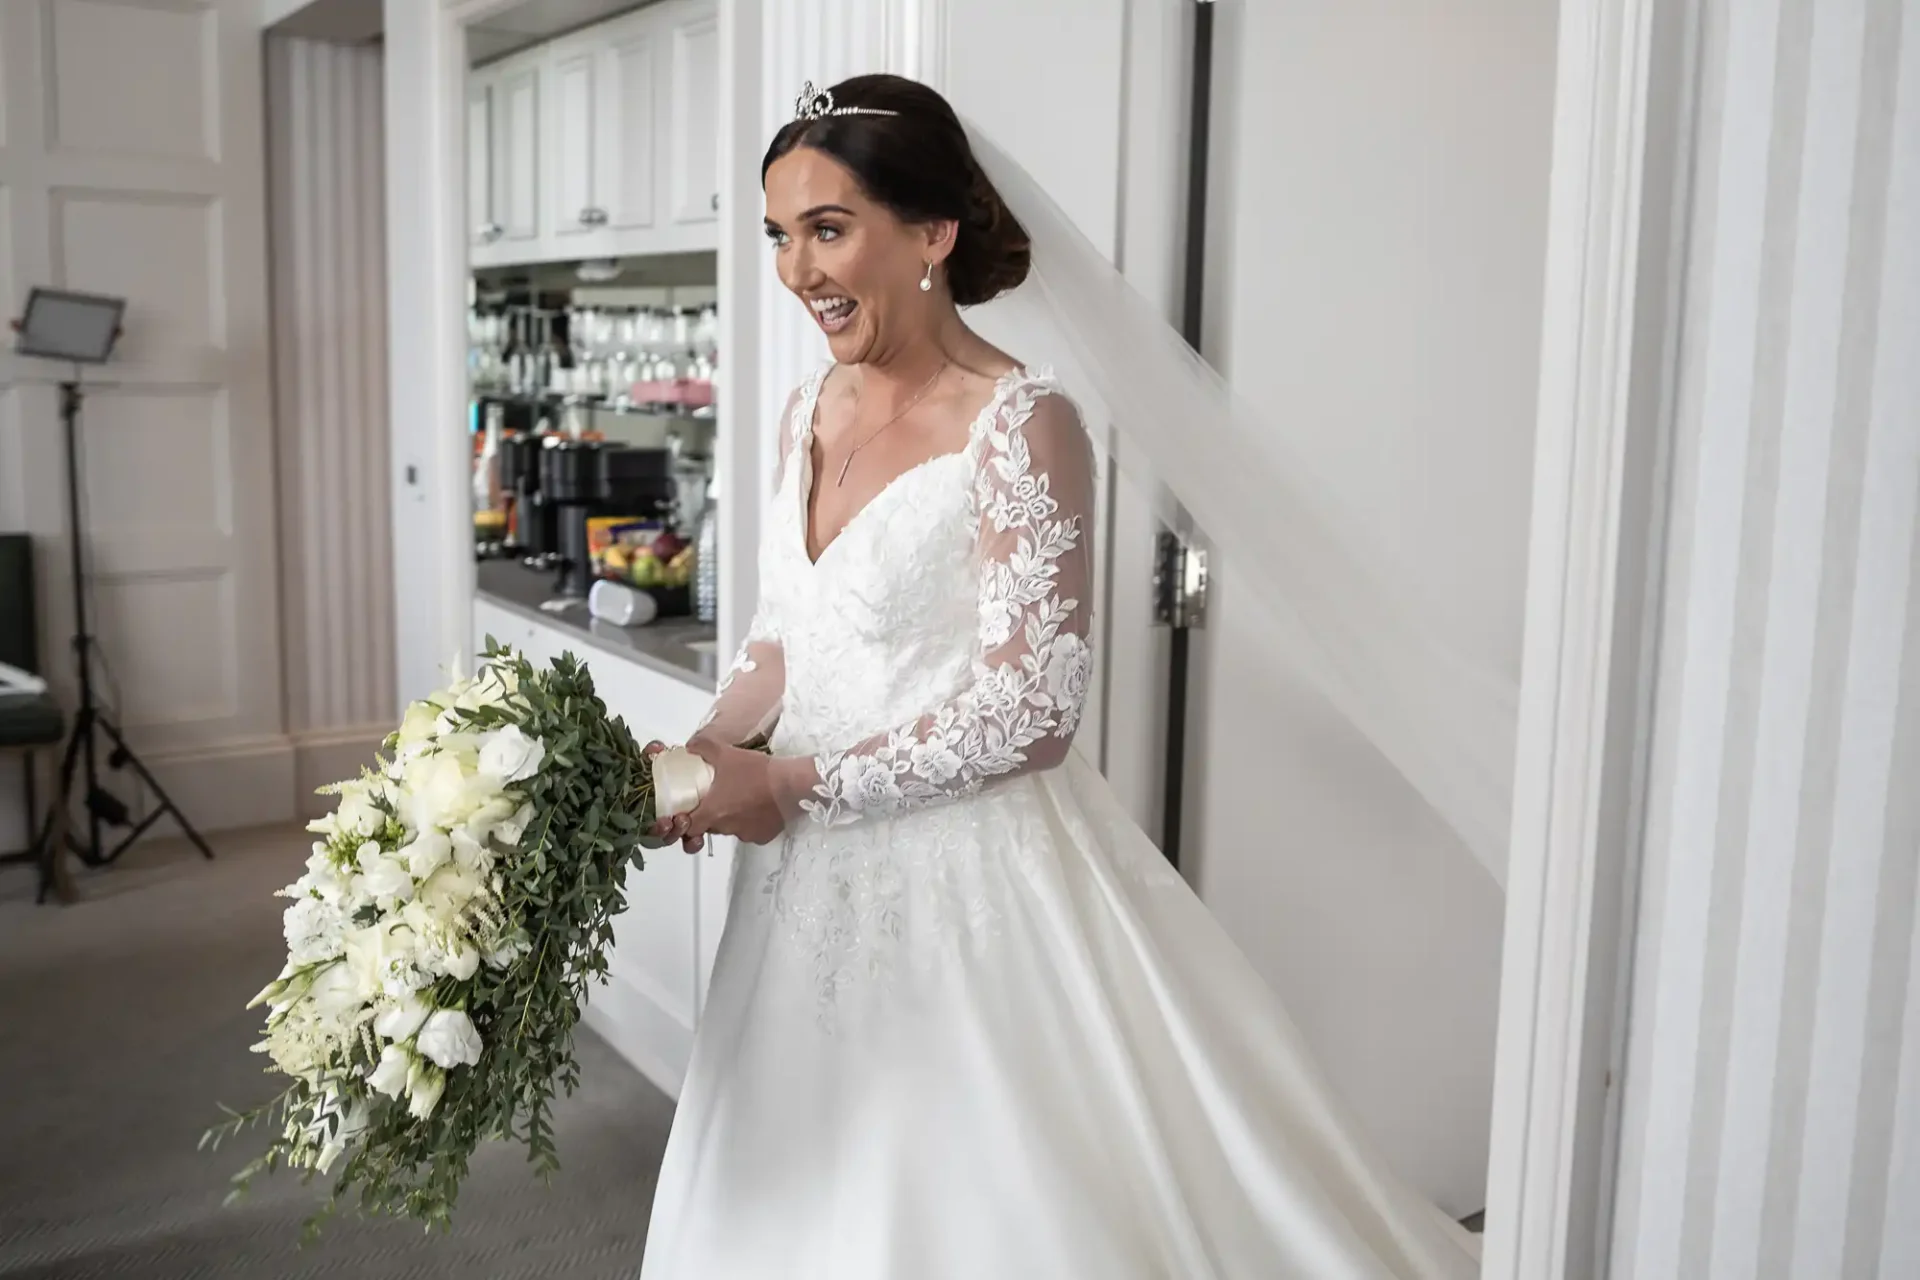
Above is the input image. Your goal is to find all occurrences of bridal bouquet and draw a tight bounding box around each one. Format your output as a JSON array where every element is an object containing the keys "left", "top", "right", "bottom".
[{"left": 203, "top": 642, "right": 717, "bottom": 1237}]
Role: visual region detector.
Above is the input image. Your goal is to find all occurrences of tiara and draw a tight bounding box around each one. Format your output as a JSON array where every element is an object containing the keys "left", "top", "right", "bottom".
[{"left": 793, "top": 80, "right": 900, "bottom": 122}]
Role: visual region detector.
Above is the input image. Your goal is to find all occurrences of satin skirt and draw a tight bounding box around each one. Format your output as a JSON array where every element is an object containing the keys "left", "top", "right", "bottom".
[{"left": 638, "top": 751, "right": 1480, "bottom": 1279}]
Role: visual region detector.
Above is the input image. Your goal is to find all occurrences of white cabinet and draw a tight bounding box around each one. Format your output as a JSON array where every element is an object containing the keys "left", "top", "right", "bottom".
[
  {"left": 665, "top": 5, "right": 721, "bottom": 228},
  {"left": 546, "top": 41, "right": 603, "bottom": 251},
  {"left": 597, "top": 18, "right": 663, "bottom": 236},
  {"left": 493, "top": 56, "right": 543, "bottom": 249},
  {"left": 468, "top": 48, "right": 542, "bottom": 268},
  {"left": 467, "top": 80, "right": 494, "bottom": 250},
  {"left": 543, "top": 10, "right": 664, "bottom": 259},
  {"left": 465, "top": 0, "right": 717, "bottom": 270}
]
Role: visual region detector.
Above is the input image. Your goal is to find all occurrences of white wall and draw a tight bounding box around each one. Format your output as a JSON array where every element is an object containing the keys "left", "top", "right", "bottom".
[
  {"left": 0, "top": 0, "right": 292, "bottom": 848},
  {"left": 266, "top": 36, "right": 397, "bottom": 817},
  {"left": 1610, "top": 0, "right": 1920, "bottom": 1274},
  {"left": 383, "top": 0, "right": 474, "bottom": 708},
  {"left": 1190, "top": 0, "right": 1557, "bottom": 1213}
]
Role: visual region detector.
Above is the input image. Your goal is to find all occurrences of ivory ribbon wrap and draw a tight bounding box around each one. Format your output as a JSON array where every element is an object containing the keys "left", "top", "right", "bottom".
[{"left": 651, "top": 747, "right": 714, "bottom": 819}]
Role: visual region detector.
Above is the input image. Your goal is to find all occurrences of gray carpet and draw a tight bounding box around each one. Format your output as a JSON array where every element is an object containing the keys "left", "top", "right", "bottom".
[{"left": 0, "top": 825, "right": 676, "bottom": 1279}]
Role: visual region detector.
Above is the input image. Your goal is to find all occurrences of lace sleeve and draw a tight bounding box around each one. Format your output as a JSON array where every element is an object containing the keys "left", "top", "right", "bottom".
[
  {"left": 769, "top": 384, "right": 1096, "bottom": 826},
  {"left": 690, "top": 388, "right": 805, "bottom": 750}
]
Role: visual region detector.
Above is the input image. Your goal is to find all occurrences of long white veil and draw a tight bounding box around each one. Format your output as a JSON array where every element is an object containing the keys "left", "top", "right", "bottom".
[{"left": 962, "top": 123, "right": 1518, "bottom": 885}]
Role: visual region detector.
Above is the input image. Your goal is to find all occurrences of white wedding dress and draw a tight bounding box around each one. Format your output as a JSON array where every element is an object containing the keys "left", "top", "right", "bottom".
[{"left": 638, "top": 366, "right": 1480, "bottom": 1279}]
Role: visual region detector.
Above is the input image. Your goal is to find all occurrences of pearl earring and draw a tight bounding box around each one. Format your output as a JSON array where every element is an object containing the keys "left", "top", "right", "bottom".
[{"left": 920, "top": 261, "right": 935, "bottom": 292}]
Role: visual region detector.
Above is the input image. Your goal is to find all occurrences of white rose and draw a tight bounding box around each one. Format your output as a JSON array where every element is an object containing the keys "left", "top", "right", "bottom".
[
  {"left": 418, "top": 864, "right": 485, "bottom": 919},
  {"left": 403, "top": 754, "right": 479, "bottom": 832},
  {"left": 402, "top": 828, "right": 452, "bottom": 881},
  {"left": 406, "top": 1060, "right": 447, "bottom": 1120},
  {"left": 396, "top": 700, "right": 440, "bottom": 748},
  {"left": 304, "top": 960, "right": 362, "bottom": 1018},
  {"left": 367, "top": 1043, "right": 413, "bottom": 1099},
  {"left": 652, "top": 747, "right": 714, "bottom": 819},
  {"left": 344, "top": 919, "right": 416, "bottom": 1001},
  {"left": 443, "top": 939, "right": 481, "bottom": 982},
  {"left": 417, "top": 1009, "right": 483, "bottom": 1070},
  {"left": 477, "top": 724, "right": 545, "bottom": 783},
  {"left": 373, "top": 994, "right": 431, "bottom": 1042},
  {"left": 352, "top": 844, "right": 415, "bottom": 911}
]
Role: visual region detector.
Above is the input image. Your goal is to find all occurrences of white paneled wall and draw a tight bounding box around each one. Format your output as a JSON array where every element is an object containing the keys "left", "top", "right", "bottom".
[
  {"left": 1611, "top": 0, "right": 1920, "bottom": 1275},
  {"left": 0, "top": 0, "right": 290, "bottom": 844},
  {"left": 265, "top": 36, "right": 396, "bottom": 816}
]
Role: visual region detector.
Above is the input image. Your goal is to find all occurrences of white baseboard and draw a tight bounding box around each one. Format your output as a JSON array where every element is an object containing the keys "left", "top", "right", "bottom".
[
  {"left": 292, "top": 724, "right": 392, "bottom": 819},
  {"left": 141, "top": 734, "right": 300, "bottom": 835},
  {"left": 78, "top": 723, "right": 390, "bottom": 841},
  {"left": 582, "top": 966, "right": 695, "bottom": 1102}
]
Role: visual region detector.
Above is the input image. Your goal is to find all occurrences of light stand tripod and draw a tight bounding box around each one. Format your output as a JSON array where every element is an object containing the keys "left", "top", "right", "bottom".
[{"left": 40, "top": 378, "right": 214, "bottom": 869}]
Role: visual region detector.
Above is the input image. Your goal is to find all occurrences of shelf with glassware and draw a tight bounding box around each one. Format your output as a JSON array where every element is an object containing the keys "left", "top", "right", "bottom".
[{"left": 467, "top": 275, "right": 723, "bottom": 686}]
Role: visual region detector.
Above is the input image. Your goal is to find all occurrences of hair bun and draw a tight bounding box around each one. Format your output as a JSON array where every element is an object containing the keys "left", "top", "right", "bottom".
[{"left": 948, "top": 163, "right": 1031, "bottom": 306}]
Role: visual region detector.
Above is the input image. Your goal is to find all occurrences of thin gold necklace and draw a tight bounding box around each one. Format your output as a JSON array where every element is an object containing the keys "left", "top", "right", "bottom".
[{"left": 834, "top": 359, "right": 949, "bottom": 488}]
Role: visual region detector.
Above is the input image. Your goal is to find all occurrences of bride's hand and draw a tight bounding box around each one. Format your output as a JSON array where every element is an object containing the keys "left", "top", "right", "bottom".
[
  {"left": 642, "top": 741, "right": 706, "bottom": 854},
  {"left": 681, "top": 741, "right": 788, "bottom": 847}
]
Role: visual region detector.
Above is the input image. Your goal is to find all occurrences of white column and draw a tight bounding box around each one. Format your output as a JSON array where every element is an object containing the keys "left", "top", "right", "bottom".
[
  {"left": 1611, "top": 0, "right": 1920, "bottom": 1274},
  {"left": 266, "top": 36, "right": 398, "bottom": 815}
]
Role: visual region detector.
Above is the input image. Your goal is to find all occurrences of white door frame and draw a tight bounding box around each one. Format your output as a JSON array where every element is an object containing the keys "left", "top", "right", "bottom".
[
  {"left": 1485, "top": 0, "right": 1696, "bottom": 1275},
  {"left": 388, "top": 1, "right": 1699, "bottom": 1274}
]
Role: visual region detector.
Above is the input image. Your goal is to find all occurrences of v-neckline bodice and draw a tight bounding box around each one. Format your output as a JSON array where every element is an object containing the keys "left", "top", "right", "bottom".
[{"left": 793, "top": 366, "right": 1030, "bottom": 569}]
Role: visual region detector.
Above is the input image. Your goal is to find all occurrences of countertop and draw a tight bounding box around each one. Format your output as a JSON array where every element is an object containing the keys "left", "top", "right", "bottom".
[{"left": 474, "top": 559, "right": 719, "bottom": 689}]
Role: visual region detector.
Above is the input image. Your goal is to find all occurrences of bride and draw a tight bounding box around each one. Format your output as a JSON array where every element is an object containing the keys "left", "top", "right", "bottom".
[{"left": 636, "top": 73, "right": 1481, "bottom": 1279}]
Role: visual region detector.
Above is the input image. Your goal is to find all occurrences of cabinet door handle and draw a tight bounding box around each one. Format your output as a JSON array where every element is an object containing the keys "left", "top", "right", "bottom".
[
  {"left": 478, "top": 223, "right": 504, "bottom": 243},
  {"left": 580, "top": 207, "right": 608, "bottom": 227},
  {"left": 710, "top": 192, "right": 720, "bottom": 212}
]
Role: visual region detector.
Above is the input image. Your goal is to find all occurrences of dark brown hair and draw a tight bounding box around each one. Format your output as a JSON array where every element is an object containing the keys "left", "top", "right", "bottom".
[{"left": 762, "top": 75, "right": 1031, "bottom": 307}]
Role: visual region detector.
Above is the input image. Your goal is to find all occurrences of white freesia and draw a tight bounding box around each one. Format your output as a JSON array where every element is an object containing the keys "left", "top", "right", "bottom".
[
  {"left": 334, "top": 784, "right": 386, "bottom": 840},
  {"left": 373, "top": 994, "right": 431, "bottom": 1042},
  {"left": 417, "top": 1009, "right": 483, "bottom": 1069},
  {"left": 652, "top": 747, "right": 714, "bottom": 818},
  {"left": 297, "top": 845, "right": 354, "bottom": 903},
  {"left": 495, "top": 801, "right": 534, "bottom": 848},
  {"left": 406, "top": 1059, "right": 447, "bottom": 1120},
  {"left": 314, "top": 1098, "right": 369, "bottom": 1174},
  {"left": 367, "top": 1043, "right": 413, "bottom": 1099},
  {"left": 477, "top": 724, "right": 545, "bottom": 783}
]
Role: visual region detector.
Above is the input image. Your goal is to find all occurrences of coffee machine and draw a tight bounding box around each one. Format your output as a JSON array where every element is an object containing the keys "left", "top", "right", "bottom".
[{"left": 541, "top": 441, "right": 676, "bottom": 597}]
